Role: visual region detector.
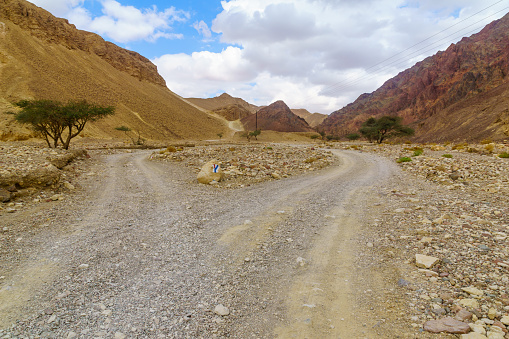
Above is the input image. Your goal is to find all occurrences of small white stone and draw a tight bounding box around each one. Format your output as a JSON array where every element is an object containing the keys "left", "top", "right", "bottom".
[
  {"left": 214, "top": 304, "right": 230, "bottom": 316},
  {"left": 415, "top": 254, "right": 440, "bottom": 268},
  {"left": 459, "top": 298, "right": 480, "bottom": 309},
  {"left": 462, "top": 286, "right": 484, "bottom": 296},
  {"left": 47, "top": 315, "right": 56, "bottom": 323}
]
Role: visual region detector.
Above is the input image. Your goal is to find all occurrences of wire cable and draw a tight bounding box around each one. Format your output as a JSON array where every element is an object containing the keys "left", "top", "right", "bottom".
[
  {"left": 319, "top": 6, "right": 509, "bottom": 97},
  {"left": 301, "top": 1, "right": 508, "bottom": 105}
]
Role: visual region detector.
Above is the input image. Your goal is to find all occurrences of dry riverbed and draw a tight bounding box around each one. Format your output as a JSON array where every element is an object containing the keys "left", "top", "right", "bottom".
[{"left": 0, "top": 141, "right": 508, "bottom": 338}]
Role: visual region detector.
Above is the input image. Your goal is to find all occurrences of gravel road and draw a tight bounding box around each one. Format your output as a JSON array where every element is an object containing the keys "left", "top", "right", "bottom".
[{"left": 0, "top": 148, "right": 412, "bottom": 338}]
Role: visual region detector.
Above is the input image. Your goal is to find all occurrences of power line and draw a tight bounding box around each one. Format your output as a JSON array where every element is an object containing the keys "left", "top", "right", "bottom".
[
  {"left": 319, "top": 6, "right": 509, "bottom": 97},
  {"left": 302, "top": 1, "right": 508, "bottom": 104}
]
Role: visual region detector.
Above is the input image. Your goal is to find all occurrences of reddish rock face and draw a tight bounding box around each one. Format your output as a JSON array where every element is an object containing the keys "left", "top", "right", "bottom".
[
  {"left": 319, "top": 12, "right": 509, "bottom": 142},
  {"left": 241, "top": 100, "right": 315, "bottom": 132}
]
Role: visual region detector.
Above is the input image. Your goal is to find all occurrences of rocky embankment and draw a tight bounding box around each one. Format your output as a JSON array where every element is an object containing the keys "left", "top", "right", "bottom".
[
  {"left": 341, "top": 142, "right": 509, "bottom": 338},
  {"left": 150, "top": 144, "right": 336, "bottom": 188},
  {"left": 0, "top": 144, "right": 94, "bottom": 213}
]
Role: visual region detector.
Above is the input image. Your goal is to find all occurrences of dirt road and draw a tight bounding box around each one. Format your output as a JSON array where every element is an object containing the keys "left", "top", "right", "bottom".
[{"left": 0, "top": 149, "right": 414, "bottom": 338}]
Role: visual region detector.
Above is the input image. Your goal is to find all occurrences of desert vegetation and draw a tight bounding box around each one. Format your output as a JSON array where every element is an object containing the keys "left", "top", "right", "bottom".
[
  {"left": 359, "top": 116, "right": 414, "bottom": 143},
  {"left": 13, "top": 100, "right": 114, "bottom": 149}
]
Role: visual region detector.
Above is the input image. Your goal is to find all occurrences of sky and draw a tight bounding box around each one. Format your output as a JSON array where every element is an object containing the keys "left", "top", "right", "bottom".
[{"left": 29, "top": 0, "right": 509, "bottom": 114}]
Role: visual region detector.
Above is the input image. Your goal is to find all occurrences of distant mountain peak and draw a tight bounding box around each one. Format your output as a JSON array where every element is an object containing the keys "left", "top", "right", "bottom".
[{"left": 241, "top": 100, "right": 314, "bottom": 132}]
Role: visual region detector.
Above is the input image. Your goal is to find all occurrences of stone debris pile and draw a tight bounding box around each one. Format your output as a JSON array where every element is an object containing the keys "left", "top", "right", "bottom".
[
  {"left": 0, "top": 144, "right": 115, "bottom": 214},
  {"left": 346, "top": 142, "right": 509, "bottom": 338},
  {"left": 151, "top": 144, "right": 336, "bottom": 187}
]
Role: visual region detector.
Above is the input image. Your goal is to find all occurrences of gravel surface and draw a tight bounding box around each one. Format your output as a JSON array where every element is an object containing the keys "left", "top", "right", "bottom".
[{"left": 1, "top": 142, "right": 508, "bottom": 339}]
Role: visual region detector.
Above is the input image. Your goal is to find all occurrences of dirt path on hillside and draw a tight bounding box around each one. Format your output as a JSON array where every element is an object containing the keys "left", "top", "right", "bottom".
[{"left": 0, "top": 149, "right": 418, "bottom": 338}]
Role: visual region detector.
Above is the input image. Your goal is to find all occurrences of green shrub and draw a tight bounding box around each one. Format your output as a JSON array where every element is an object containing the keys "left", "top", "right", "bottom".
[
  {"left": 499, "top": 152, "right": 509, "bottom": 158},
  {"left": 412, "top": 149, "right": 423, "bottom": 156},
  {"left": 442, "top": 154, "right": 453, "bottom": 158},
  {"left": 346, "top": 133, "right": 360, "bottom": 140},
  {"left": 310, "top": 134, "right": 320, "bottom": 140},
  {"left": 397, "top": 157, "right": 412, "bottom": 163}
]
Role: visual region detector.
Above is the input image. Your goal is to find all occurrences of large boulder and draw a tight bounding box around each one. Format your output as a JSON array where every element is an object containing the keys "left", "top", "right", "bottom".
[
  {"left": 48, "top": 149, "right": 88, "bottom": 169},
  {"left": 0, "top": 188, "right": 11, "bottom": 203},
  {"left": 21, "top": 164, "right": 61, "bottom": 187},
  {"left": 424, "top": 317, "right": 471, "bottom": 334},
  {"left": 197, "top": 159, "right": 223, "bottom": 184}
]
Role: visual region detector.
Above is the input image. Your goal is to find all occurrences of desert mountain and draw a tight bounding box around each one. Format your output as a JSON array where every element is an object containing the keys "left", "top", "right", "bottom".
[
  {"left": 187, "top": 93, "right": 259, "bottom": 114},
  {"left": 211, "top": 104, "right": 252, "bottom": 121},
  {"left": 0, "top": 0, "right": 227, "bottom": 141},
  {"left": 241, "top": 100, "right": 314, "bottom": 132},
  {"left": 291, "top": 109, "right": 327, "bottom": 128},
  {"left": 319, "top": 12, "right": 509, "bottom": 142}
]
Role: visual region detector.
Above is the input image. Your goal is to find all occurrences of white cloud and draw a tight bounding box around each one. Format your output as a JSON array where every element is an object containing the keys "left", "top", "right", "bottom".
[
  {"left": 34, "top": 0, "right": 509, "bottom": 113},
  {"left": 77, "top": 0, "right": 189, "bottom": 43},
  {"left": 154, "top": 0, "right": 506, "bottom": 113},
  {"left": 153, "top": 46, "right": 257, "bottom": 97},
  {"left": 193, "top": 20, "right": 212, "bottom": 39},
  {"left": 30, "top": 0, "right": 84, "bottom": 16},
  {"left": 35, "top": 0, "right": 189, "bottom": 43}
]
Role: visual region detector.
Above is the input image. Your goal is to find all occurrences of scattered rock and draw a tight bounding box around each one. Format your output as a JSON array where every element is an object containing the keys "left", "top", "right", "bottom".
[
  {"left": 455, "top": 309, "right": 474, "bottom": 321},
  {"left": 271, "top": 172, "right": 282, "bottom": 179},
  {"left": 296, "top": 257, "right": 307, "bottom": 267},
  {"left": 461, "top": 333, "right": 488, "bottom": 339},
  {"left": 0, "top": 188, "right": 11, "bottom": 202},
  {"left": 415, "top": 254, "right": 440, "bottom": 268},
  {"left": 459, "top": 299, "right": 480, "bottom": 309},
  {"left": 214, "top": 304, "right": 230, "bottom": 316},
  {"left": 462, "top": 286, "right": 484, "bottom": 296},
  {"left": 197, "top": 159, "right": 223, "bottom": 184},
  {"left": 423, "top": 317, "right": 471, "bottom": 334},
  {"left": 397, "top": 279, "right": 410, "bottom": 287}
]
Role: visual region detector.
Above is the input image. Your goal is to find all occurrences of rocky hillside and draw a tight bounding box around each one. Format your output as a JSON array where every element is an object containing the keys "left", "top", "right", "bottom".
[
  {"left": 187, "top": 93, "right": 258, "bottom": 114},
  {"left": 291, "top": 109, "right": 327, "bottom": 128},
  {"left": 319, "top": 12, "right": 509, "bottom": 142},
  {"left": 212, "top": 104, "right": 252, "bottom": 121},
  {"left": 0, "top": 0, "right": 227, "bottom": 141},
  {"left": 241, "top": 100, "right": 315, "bottom": 132}
]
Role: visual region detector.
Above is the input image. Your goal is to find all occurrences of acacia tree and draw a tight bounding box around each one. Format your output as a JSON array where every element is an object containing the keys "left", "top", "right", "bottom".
[
  {"left": 115, "top": 125, "right": 145, "bottom": 145},
  {"left": 249, "top": 129, "right": 261, "bottom": 140},
  {"left": 14, "top": 99, "right": 114, "bottom": 149},
  {"left": 14, "top": 100, "right": 65, "bottom": 148},
  {"left": 359, "top": 116, "right": 414, "bottom": 143},
  {"left": 60, "top": 100, "right": 115, "bottom": 149}
]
